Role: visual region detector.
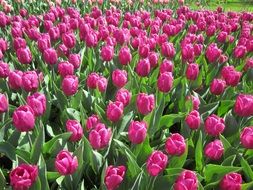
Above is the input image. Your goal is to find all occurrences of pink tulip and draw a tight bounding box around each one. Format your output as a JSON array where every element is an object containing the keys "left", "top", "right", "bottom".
[
  {"left": 146, "top": 151, "right": 168, "bottom": 176},
  {"left": 89, "top": 123, "right": 111, "bottom": 149},
  {"left": 204, "top": 140, "right": 224, "bottom": 160},
  {"left": 55, "top": 150, "right": 78, "bottom": 175},
  {"left": 165, "top": 133, "right": 186, "bottom": 156},
  {"left": 128, "top": 121, "right": 147, "bottom": 144}
]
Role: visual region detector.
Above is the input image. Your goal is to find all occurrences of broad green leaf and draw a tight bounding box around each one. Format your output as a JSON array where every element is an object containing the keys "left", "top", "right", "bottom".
[
  {"left": 0, "top": 141, "right": 16, "bottom": 160},
  {"left": 239, "top": 155, "right": 253, "bottom": 181},
  {"left": 195, "top": 131, "right": 203, "bottom": 172},
  {"left": 31, "top": 126, "right": 45, "bottom": 163},
  {"left": 159, "top": 113, "right": 186, "bottom": 130},
  {"left": 218, "top": 100, "right": 234, "bottom": 116}
]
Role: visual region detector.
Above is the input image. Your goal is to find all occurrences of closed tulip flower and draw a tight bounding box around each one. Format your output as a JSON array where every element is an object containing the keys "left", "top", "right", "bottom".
[
  {"left": 58, "top": 61, "right": 74, "bottom": 78},
  {"left": 0, "top": 61, "right": 10, "bottom": 78},
  {"left": 234, "top": 94, "right": 253, "bottom": 117},
  {"left": 186, "top": 95, "right": 200, "bottom": 110},
  {"left": 115, "top": 88, "right": 131, "bottom": 107},
  {"left": 89, "top": 123, "right": 112, "bottom": 149},
  {"left": 186, "top": 63, "right": 199, "bottom": 80},
  {"left": 17, "top": 47, "right": 32, "bottom": 64},
  {"left": 181, "top": 44, "right": 195, "bottom": 62},
  {"left": 136, "top": 93, "right": 155, "bottom": 115},
  {"left": 112, "top": 69, "right": 128, "bottom": 88},
  {"left": 37, "top": 36, "right": 51, "bottom": 52},
  {"left": 62, "top": 75, "right": 78, "bottom": 96},
  {"left": 136, "top": 59, "right": 151, "bottom": 77},
  {"left": 221, "top": 66, "right": 241, "bottom": 87},
  {"left": 10, "top": 164, "right": 38, "bottom": 190},
  {"left": 104, "top": 165, "right": 126, "bottom": 190},
  {"left": 86, "top": 114, "right": 100, "bottom": 131},
  {"left": 128, "top": 121, "right": 147, "bottom": 144},
  {"left": 106, "top": 101, "right": 124, "bottom": 122},
  {"left": 234, "top": 45, "right": 247, "bottom": 59},
  {"left": 148, "top": 51, "right": 159, "bottom": 67},
  {"left": 0, "top": 38, "right": 7, "bottom": 52},
  {"left": 138, "top": 43, "right": 150, "bottom": 58},
  {"left": 43, "top": 48, "right": 58, "bottom": 65},
  {"left": 240, "top": 126, "right": 253, "bottom": 149},
  {"left": 101, "top": 45, "right": 114, "bottom": 62},
  {"left": 13, "top": 105, "right": 35, "bottom": 132},
  {"left": 204, "top": 140, "right": 224, "bottom": 160},
  {"left": 87, "top": 72, "right": 100, "bottom": 89},
  {"left": 55, "top": 150, "right": 78, "bottom": 175},
  {"left": 161, "top": 42, "right": 175, "bottom": 59},
  {"left": 27, "top": 92, "right": 46, "bottom": 117},
  {"left": 174, "top": 170, "right": 198, "bottom": 190},
  {"left": 62, "top": 32, "right": 76, "bottom": 49},
  {"left": 0, "top": 93, "right": 8, "bottom": 113},
  {"left": 160, "top": 59, "right": 173, "bottom": 73},
  {"left": 165, "top": 133, "right": 186, "bottom": 156},
  {"left": 220, "top": 173, "right": 242, "bottom": 190},
  {"left": 119, "top": 46, "right": 132, "bottom": 65},
  {"left": 210, "top": 79, "right": 226, "bottom": 95},
  {"left": 68, "top": 54, "right": 81, "bottom": 69},
  {"left": 185, "top": 110, "right": 200, "bottom": 130},
  {"left": 13, "top": 37, "right": 26, "bottom": 51},
  {"left": 146, "top": 151, "right": 168, "bottom": 176},
  {"left": 22, "top": 71, "right": 39, "bottom": 92},
  {"left": 85, "top": 31, "right": 98, "bottom": 48},
  {"left": 157, "top": 72, "right": 173, "bottom": 93},
  {"left": 8, "top": 70, "right": 23, "bottom": 90},
  {"left": 205, "top": 114, "right": 225, "bottom": 136},
  {"left": 66, "top": 120, "right": 83, "bottom": 142},
  {"left": 206, "top": 43, "right": 222, "bottom": 63},
  {"left": 97, "top": 76, "right": 108, "bottom": 92}
]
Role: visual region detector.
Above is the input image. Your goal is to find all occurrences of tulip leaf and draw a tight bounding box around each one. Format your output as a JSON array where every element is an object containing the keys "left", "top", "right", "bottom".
[
  {"left": 0, "top": 141, "right": 16, "bottom": 160},
  {"left": 239, "top": 155, "right": 253, "bottom": 181},
  {"left": 195, "top": 131, "right": 204, "bottom": 172},
  {"left": 0, "top": 168, "right": 5, "bottom": 190},
  {"left": 31, "top": 126, "right": 45, "bottom": 164},
  {"left": 159, "top": 113, "right": 186, "bottom": 130},
  {"left": 218, "top": 100, "right": 234, "bottom": 116}
]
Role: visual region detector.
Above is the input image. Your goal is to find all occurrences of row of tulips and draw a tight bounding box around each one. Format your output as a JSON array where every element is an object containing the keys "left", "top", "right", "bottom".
[{"left": 0, "top": 2, "right": 253, "bottom": 190}]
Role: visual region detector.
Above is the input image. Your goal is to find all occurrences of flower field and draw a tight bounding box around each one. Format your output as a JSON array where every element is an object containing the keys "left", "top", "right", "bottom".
[{"left": 0, "top": 0, "right": 253, "bottom": 189}]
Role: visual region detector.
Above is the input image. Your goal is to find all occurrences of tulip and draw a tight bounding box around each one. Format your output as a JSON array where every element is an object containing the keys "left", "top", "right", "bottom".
[
  {"left": 136, "top": 93, "right": 155, "bottom": 115},
  {"left": 68, "top": 54, "right": 81, "bottom": 69},
  {"left": 234, "top": 94, "right": 253, "bottom": 117},
  {"left": 43, "top": 48, "right": 58, "bottom": 65},
  {"left": 12, "top": 105, "right": 35, "bottom": 132},
  {"left": 37, "top": 36, "right": 51, "bottom": 52},
  {"left": 165, "top": 133, "right": 186, "bottom": 156},
  {"left": 160, "top": 59, "right": 173, "bottom": 73},
  {"left": 206, "top": 43, "right": 222, "bottom": 63},
  {"left": 115, "top": 89, "right": 131, "bottom": 107},
  {"left": 8, "top": 70, "right": 23, "bottom": 90},
  {"left": 181, "top": 44, "right": 195, "bottom": 62},
  {"left": 58, "top": 61, "right": 74, "bottom": 78},
  {"left": 86, "top": 114, "right": 100, "bottom": 131},
  {"left": 55, "top": 150, "right": 78, "bottom": 175},
  {"left": 136, "top": 59, "right": 151, "bottom": 77},
  {"left": 161, "top": 42, "right": 175, "bottom": 59},
  {"left": 174, "top": 170, "right": 198, "bottom": 190},
  {"left": 0, "top": 93, "right": 8, "bottom": 113},
  {"left": 186, "top": 63, "right": 199, "bottom": 80},
  {"left": 240, "top": 126, "right": 253, "bottom": 149},
  {"left": 146, "top": 151, "right": 168, "bottom": 176},
  {"left": 234, "top": 45, "right": 247, "bottom": 59},
  {"left": 204, "top": 114, "right": 225, "bottom": 136},
  {"left": 119, "top": 46, "right": 132, "bottom": 65},
  {"left": 62, "top": 75, "right": 78, "bottom": 96},
  {"left": 62, "top": 32, "right": 76, "bottom": 49},
  {"left": 104, "top": 165, "right": 126, "bottom": 190},
  {"left": 89, "top": 123, "right": 111, "bottom": 149},
  {"left": 204, "top": 140, "right": 224, "bottom": 160},
  {"left": 157, "top": 72, "right": 173, "bottom": 93},
  {"left": 148, "top": 52, "right": 159, "bottom": 67},
  {"left": 10, "top": 164, "right": 38, "bottom": 190},
  {"left": 100, "top": 45, "right": 114, "bottom": 62},
  {"left": 57, "top": 44, "right": 70, "bottom": 57},
  {"left": 210, "top": 79, "right": 226, "bottom": 95},
  {"left": 185, "top": 110, "right": 200, "bottom": 130},
  {"left": 22, "top": 71, "right": 39, "bottom": 92},
  {"left": 13, "top": 37, "right": 26, "bottom": 51},
  {"left": 106, "top": 101, "right": 124, "bottom": 122},
  {"left": 17, "top": 47, "right": 32, "bottom": 64},
  {"left": 186, "top": 95, "right": 200, "bottom": 110},
  {"left": 97, "top": 76, "right": 108, "bottom": 92},
  {"left": 0, "top": 61, "right": 9, "bottom": 78},
  {"left": 87, "top": 72, "right": 100, "bottom": 89},
  {"left": 27, "top": 92, "right": 46, "bottom": 117},
  {"left": 220, "top": 173, "right": 242, "bottom": 190},
  {"left": 221, "top": 66, "right": 241, "bottom": 87},
  {"left": 85, "top": 31, "right": 98, "bottom": 48},
  {"left": 112, "top": 69, "right": 128, "bottom": 88},
  {"left": 66, "top": 120, "right": 83, "bottom": 142},
  {"left": 128, "top": 121, "right": 147, "bottom": 144},
  {"left": 138, "top": 43, "right": 150, "bottom": 58}
]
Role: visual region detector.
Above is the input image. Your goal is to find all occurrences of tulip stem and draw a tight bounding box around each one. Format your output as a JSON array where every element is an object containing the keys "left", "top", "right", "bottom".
[
  {"left": 148, "top": 176, "right": 157, "bottom": 190},
  {"left": 27, "top": 132, "right": 33, "bottom": 149}
]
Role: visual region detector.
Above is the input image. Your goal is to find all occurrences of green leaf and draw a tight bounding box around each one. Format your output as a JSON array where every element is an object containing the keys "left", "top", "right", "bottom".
[
  {"left": 204, "top": 164, "right": 241, "bottom": 183},
  {"left": 195, "top": 131, "right": 203, "bottom": 172},
  {"left": 42, "top": 132, "right": 71, "bottom": 154},
  {"left": 0, "top": 141, "right": 16, "bottom": 160},
  {"left": 169, "top": 141, "right": 188, "bottom": 168},
  {"left": 219, "top": 134, "right": 231, "bottom": 152},
  {"left": 218, "top": 100, "right": 234, "bottom": 116},
  {"left": 38, "top": 156, "right": 50, "bottom": 190},
  {"left": 117, "top": 111, "right": 134, "bottom": 138},
  {"left": 66, "top": 108, "right": 81, "bottom": 121},
  {"left": 0, "top": 168, "right": 5, "bottom": 190},
  {"left": 30, "top": 178, "right": 41, "bottom": 190},
  {"left": 223, "top": 112, "right": 239, "bottom": 137},
  {"left": 159, "top": 113, "right": 186, "bottom": 130},
  {"left": 31, "top": 126, "right": 45, "bottom": 163},
  {"left": 239, "top": 155, "right": 253, "bottom": 181},
  {"left": 47, "top": 172, "right": 61, "bottom": 181},
  {"left": 242, "top": 181, "right": 253, "bottom": 190}
]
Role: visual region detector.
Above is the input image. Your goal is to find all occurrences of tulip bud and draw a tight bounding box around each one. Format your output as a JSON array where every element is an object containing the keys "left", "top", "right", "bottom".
[
  {"left": 221, "top": 66, "right": 241, "bottom": 87},
  {"left": 112, "top": 69, "right": 128, "bottom": 88},
  {"left": 206, "top": 43, "right": 222, "bottom": 63},
  {"left": 86, "top": 114, "right": 100, "bottom": 131},
  {"left": 66, "top": 120, "right": 83, "bottom": 142},
  {"left": 101, "top": 45, "right": 114, "bottom": 62},
  {"left": 97, "top": 76, "right": 108, "bottom": 92},
  {"left": 181, "top": 44, "right": 195, "bottom": 62},
  {"left": 205, "top": 114, "right": 225, "bottom": 136},
  {"left": 174, "top": 170, "right": 198, "bottom": 190},
  {"left": 17, "top": 47, "right": 32, "bottom": 64},
  {"left": 115, "top": 88, "right": 131, "bottom": 107},
  {"left": 62, "top": 75, "right": 78, "bottom": 96},
  {"left": 13, "top": 37, "right": 26, "bottom": 51},
  {"left": 157, "top": 72, "right": 173, "bottom": 93},
  {"left": 210, "top": 79, "right": 226, "bottom": 95},
  {"left": 105, "top": 165, "right": 126, "bottom": 190},
  {"left": 234, "top": 94, "right": 253, "bottom": 117},
  {"left": 87, "top": 72, "right": 100, "bottom": 89},
  {"left": 186, "top": 63, "right": 199, "bottom": 80},
  {"left": 57, "top": 44, "right": 70, "bottom": 57},
  {"left": 0, "top": 61, "right": 9, "bottom": 78},
  {"left": 220, "top": 173, "right": 242, "bottom": 190},
  {"left": 8, "top": 70, "right": 23, "bottom": 90},
  {"left": 165, "top": 133, "right": 186, "bottom": 156},
  {"left": 204, "top": 139, "right": 224, "bottom": 160},
  {"left": 58, "top": 61, "right": 74, "bottom": 78},
  {"left": 55, "top": 150, "right": 78, "bottom": 175},
  {"left": 43, "top": 48, "right": 58, "bottom": 65},
  {"left": 62, "top": 32, "right": 76, "bottom": 49},
  {"left": 148, "top": 51, "right": 159, "bottom": 67},
  {"left": 146, "top": 151, "right": 168, "bottom": 176},
  {"left": 68, "top": 54, "right": 81, "bottom": 69},
  {"left": 240, "top": 126, "right": 253, "bottom": 149},
  {"left": 22, "top": 71, "right": 39, "bottom": 92},
  {"left": 12, "top": 105, "right": 35, "bottom": 132},
  {"left": 234, "top": 45, "right": 247, "bottom": 59},
  {"left": 10, "top": 164, "right": 38, "bottom": 190},
  {"left": 185, "top": 110, "right": 200, "bottom": 130},
  {"left": 85, "top": 31, "right": 98, "bottom": 48},
  {"left": 37, "top": 36, "right": 51, "bottom": 53},
  {"left": 161, "top": 42, "right": 175, "bottom": 59},
  {"left": 119, "top": 46, "right": 132, "bottom": 65},
  {"left": 128, "top": 121, "right": 147, "bottom": 144},
  {"left": 138, "top": 43, "right": 150, "bottom": 58},
  {"left": 106, "top": 101, "right": 124, "bottom": 122},
  {"left": 186, "top": 95, "right": 200, "bottom": 110},
  {"left": 136, "top": 93, "right": 155, "bottom": 115},
  {"left": 0, "top": 38, "right": 7, "bottom": 53},
  {"left": 89, "top": 123, "right": 112, "bottom": 149},
  {"left": 27, "top": 92, "right": 46, "bottom": 117},
  {"left": 136, "top": 59, "right": 151, "bottom": 77},
  {"left": 0, "top": 93, "right": 8, "bottom": 113},
  {"left": 160, "top": 59, "right": 173, "bottom": 73}
]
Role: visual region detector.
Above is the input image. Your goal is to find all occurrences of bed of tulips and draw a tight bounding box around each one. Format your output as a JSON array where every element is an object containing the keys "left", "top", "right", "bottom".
[{"left": 0, "top": 1, "right": 253, "bottom": 190}]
